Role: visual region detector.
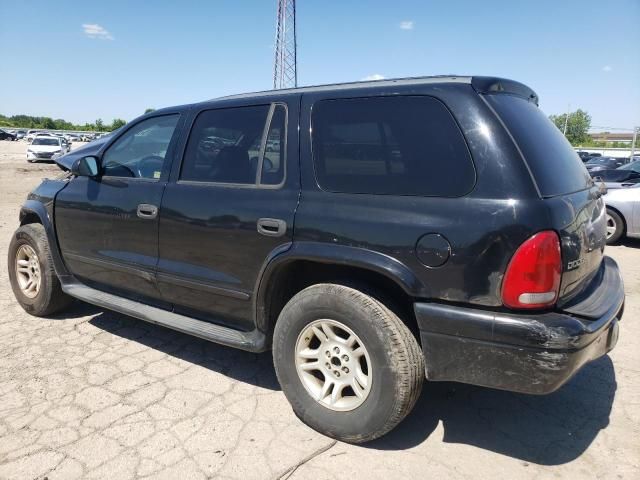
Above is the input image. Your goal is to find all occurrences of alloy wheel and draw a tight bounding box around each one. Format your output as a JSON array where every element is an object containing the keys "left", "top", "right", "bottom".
[
  {"left": 606, "top": 213, "right": 616, "bottom": 240},
  {"left": 294, "top": 319, "right": 372, "bottom": 411},
  {"left": 15, "top": 244, "right": 41, "bottom": 298}
]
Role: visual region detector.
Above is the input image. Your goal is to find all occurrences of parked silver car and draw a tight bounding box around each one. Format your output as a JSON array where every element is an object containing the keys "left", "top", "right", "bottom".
[{"left": 604, "top": 185, "right": 640, "bottom": 243}]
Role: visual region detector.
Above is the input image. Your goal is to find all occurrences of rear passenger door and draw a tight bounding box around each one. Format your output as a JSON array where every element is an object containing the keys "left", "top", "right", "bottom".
[{"left": 157, "top": 99, "right": 299, "bottom": 331}]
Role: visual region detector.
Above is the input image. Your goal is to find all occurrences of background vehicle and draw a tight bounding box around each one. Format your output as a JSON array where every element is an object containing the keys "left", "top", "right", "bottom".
[
  {"left": 576, "top": 151, "right": 601, "bottom": 162},
  {"left": 26, "top": 136, "right": 65, "bottom": 162},
  {"left": 592, "top": 169, "right": 640, "bottom": 190},
  {"left": 8, "top": 76, "right": 623, "bottom": 444},
  {"left": 25, "top": 130, "right": 44, "bottom": 143},
  {"left": 0, "top": 128, "right": 17, "bottom": 141},
  {"left": 80, "top": 133, "right": 97, "bottom": 142},
  {"left": 585, "top": 156, "right": 628, "bottom": 173},
  {"left": 604, "top": 185, "right": 640, "bottom": 243},
  {"left": 50, "top": 133, "right": 72, "bottom": 152},
  {"left": 577, "top": 151, "right": 594, "bottom": 162},
  {"left": 15, "top": 130, "right": 26, "bottom": 140},
  {"left": 618, "top": 160, "right": 640, "bottom": 173}
]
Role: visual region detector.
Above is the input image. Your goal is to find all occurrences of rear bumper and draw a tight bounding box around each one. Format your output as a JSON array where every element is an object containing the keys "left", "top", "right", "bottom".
[{"left": 415, "top": 256, "right": 624, "bottom": 394}]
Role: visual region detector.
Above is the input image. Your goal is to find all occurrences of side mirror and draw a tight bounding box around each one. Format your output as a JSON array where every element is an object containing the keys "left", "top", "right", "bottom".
[{"left": 72, "top": 156, "right": 100, "bottom": 177}]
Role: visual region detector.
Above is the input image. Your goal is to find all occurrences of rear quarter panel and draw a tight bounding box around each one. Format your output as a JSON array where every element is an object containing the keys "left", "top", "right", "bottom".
[{"left": 295, "top": 83, "right": 545, "bottom": 307}]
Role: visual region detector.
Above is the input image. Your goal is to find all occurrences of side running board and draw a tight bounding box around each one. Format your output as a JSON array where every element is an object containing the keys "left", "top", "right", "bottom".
[{"left": 62, "top": 283, "right": 267, "bottom": 352}]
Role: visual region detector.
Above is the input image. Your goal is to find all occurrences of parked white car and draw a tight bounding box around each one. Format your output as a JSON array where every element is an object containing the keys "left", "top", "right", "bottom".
[
  {"left": 50, "top": 133, "right": 72, "bottom": 153},
  {"left": 604, "top": 184, "right": 640, "bottom": 244},
  {"left": 26, "top": 136, "right": 66, "bottom": 163},
  {"left": 25, "top": 130, "right": 39, "bottom": 143}
]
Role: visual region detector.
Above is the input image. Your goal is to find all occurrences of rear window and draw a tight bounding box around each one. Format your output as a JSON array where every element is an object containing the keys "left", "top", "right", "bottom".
[
  {"left": 487, "top": 94, "right": 591, "bottom": 197},
  {"left": 311, "top": 96, "right": 475, "bottom": 196}
]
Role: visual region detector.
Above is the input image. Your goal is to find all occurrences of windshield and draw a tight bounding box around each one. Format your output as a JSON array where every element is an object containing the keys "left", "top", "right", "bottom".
[
  {"left": 596, "top": 169, "right": 640, "bottom": 182},
  {"left": 32, "top": 138, "right": 60, "bottom": 146},
  {"left": 619, "top": 161, "right": 640, "bottom": 172},
  {"left": 586, "top": 157, "right": 613, "bottom": 164}
]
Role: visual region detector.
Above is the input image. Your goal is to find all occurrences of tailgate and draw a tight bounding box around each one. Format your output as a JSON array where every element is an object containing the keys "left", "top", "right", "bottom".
[
  {"left": 547, "top": 188, "right": 608, "bottom": 303},
  {"left": 484, "top": 92, "right": 606, "bottom": 304},
  {"left": 560, "top": 256, "right": 624, "bottom": 319}
]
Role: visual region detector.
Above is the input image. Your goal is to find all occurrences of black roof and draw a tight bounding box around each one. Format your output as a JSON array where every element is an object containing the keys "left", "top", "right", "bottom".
[
  {"left": 151, "top": 75, "right": 538, "bottom": 116},
  {"left": 213, "top": 75, "right": 472, "bottom": 101}
]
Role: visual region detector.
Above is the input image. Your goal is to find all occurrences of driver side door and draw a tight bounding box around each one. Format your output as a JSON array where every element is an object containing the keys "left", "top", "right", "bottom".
[{"left": 55, "top": 113, "right": 181, "bottom": 305}]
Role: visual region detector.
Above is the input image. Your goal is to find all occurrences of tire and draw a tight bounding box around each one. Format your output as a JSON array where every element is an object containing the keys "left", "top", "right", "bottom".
[
  {"left": 8, "top": 223, "right": 73, "bottom": 316},
  {"left": 273, "top": 283, "right": 424, "bottom": 443},
  {"left": 605, "top": 208, "right": 624, "bottom": 244}
]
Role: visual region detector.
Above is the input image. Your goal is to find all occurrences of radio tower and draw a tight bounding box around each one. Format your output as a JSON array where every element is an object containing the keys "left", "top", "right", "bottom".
[{"left": 273, "top": 0, "right": 297, "bottom": 89}]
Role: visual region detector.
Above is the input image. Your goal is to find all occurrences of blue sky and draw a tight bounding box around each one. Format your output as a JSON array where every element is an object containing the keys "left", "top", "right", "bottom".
[{"left": 1, "top": 0, "right": 638, "bottom": 131}]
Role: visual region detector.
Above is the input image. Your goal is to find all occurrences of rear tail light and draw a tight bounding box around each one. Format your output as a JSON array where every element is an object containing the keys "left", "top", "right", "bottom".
[{"left": 501, "top": 231, "right": 562, "bottom": 309}]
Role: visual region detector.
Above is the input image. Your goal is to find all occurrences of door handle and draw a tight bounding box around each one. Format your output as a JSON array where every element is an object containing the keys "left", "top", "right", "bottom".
[
  {"left": 137, "top": 203, "right": 158, "bottom": 219},
  {"left": 257, "top": 218, "right": 286, "bottom": 237}
]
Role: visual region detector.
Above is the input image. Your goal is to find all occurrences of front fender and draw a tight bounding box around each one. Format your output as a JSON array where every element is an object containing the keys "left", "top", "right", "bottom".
[{"left": 20, "top": 199, "right": 70, "bottom": 278}]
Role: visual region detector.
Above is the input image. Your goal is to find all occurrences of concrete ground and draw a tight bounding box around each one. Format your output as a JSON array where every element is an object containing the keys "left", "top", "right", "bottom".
[{"left": 0, "top": 139, "right": 638, "bottom": 479}]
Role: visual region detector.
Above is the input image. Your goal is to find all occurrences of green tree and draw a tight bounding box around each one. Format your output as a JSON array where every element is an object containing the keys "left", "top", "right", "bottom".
[
  {"left": 144, "top": 108, "right": 155, "bottom": 114},
  {"left": 110, "top": 118, "right": 126, "bottom": 131},
  {"left": 42, "top": 117, "right": 56, "bottom": 130},
  {"left": 549, "top": 109, "right": 591, "bottom": 145},
  {"left": 53, "top": 118, "right": 74, "bottom": 130},
  {"left": 1, "top": 112, "right": 130, "bottom": 132}
]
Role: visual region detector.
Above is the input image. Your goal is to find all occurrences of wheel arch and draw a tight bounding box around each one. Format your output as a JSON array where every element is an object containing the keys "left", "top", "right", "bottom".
[
  {"left": 19, "top": 200, "right": 70, "bottom": 277},
  {"left": 254, "top": 242, "right": 427, "bottom": 340}
]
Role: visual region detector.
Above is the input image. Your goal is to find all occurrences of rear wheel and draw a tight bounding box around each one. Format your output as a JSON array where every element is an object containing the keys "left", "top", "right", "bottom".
[
  {"left": 273, "top": 283, "right": 424, "bottom": 443},
  {"left": 8, "top": 224, "right": 73, "bottom": 316},
  {"left": 605, "top": 208, "right": 624, "bottom": 244}
]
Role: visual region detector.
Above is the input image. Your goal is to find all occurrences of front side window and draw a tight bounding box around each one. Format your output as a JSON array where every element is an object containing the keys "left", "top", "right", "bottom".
[
  {"left": 311, "top": 96, "right": 475, "bottom": 196},
  {"left": 181, "top": 104, "right": 287, "bottom": 186},
  {"left": 102, "top": 114, "right": 179, "bottom": 179}
]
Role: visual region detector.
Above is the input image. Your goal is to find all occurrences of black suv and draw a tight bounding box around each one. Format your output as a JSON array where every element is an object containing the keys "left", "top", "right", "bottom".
[
  {"left": 0, "top": 128, "right": 17, "bottom": 141},
  {"left": 8, "top": 76, "right": 624, "bottom": 443}
]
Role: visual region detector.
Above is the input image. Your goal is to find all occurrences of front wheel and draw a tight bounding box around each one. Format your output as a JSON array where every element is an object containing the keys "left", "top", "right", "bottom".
[
  {"left": 8, "top": 224, "right": 73, "bottom": 316},
  {"left": 273, "top": 283, "right": 424, "bottom": 443}
]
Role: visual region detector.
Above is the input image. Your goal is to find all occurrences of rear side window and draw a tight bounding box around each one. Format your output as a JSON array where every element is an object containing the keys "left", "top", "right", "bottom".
[
  {"left": 181, "top": 105, "right": 269, "bottom": 184},
  {"left": 487, "top": 94, "right": 592, "bottom": 197},
  {"left": 311, "top": 96, "right": 475, "bottom": 196},
  {"left": 181, "top": 104, "right": 287, "bottom": 186}
]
